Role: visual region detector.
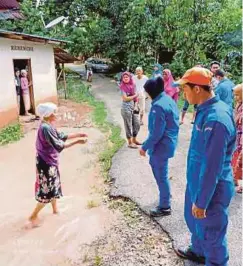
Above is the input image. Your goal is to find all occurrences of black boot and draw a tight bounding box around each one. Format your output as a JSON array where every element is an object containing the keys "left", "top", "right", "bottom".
[
  {"left": 176, "top": 247, "right": 205, "bottom": 264},
  {"left": 149, "top": 206, "right": 171, "bottom": 217}
]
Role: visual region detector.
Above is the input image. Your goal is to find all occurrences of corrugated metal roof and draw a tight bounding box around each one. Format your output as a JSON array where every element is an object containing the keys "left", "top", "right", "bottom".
[
  {"left": 0, "top": 29, "right": 70, "bottom": 44},
  {"left": 54, "top": 47, "right": 77, "bottom": 63},
  {"left": 0, "top": 0, "right": 19, "bottom": 10},
  {"left": 0, "top": 10, "right": 23, "bottom": 20}
]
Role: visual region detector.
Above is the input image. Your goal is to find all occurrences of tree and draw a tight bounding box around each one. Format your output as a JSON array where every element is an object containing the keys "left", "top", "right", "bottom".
[{"left": 0, "top": 0, "right": 241, "bottom": 81}]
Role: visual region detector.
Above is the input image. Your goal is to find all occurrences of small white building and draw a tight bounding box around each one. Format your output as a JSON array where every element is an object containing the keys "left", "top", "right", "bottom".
[{"left": 0, "top": 30, "right": 74, "bottom": 128}]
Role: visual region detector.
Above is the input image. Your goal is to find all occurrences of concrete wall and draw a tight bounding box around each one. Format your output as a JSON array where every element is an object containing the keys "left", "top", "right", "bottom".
[{"left": 0, "top": 37, "right": 58, "bottom": 128}]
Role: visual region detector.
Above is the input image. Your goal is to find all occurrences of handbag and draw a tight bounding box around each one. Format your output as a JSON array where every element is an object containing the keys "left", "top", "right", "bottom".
[{"left": 133, "top": 101, "right": 140, "bottom": 114}]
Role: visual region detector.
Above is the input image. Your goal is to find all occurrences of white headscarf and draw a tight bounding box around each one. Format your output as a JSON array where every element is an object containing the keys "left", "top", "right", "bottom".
[
  {"left": 136, "top": 66, "right": 143, "bottom": 72},
  {"left": 37, "top": 102, "right": 57, "bottom": 119},
  {"left": 21, "top": 69, "right": 27, "bottom": 75}
]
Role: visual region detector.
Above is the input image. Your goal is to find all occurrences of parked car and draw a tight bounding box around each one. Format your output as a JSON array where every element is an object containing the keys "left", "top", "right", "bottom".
[{"left": 85, "top": 58, "right": 110, "bottom": 73}]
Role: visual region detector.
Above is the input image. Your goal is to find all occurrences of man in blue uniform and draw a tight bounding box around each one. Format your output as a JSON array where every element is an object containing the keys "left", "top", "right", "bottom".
[
  {"left": 139, "top": 77, "right": 179, "bottom": 217},
  {"left": 214, "top": 69, "right": 234, "bottom": 110},
  {"left": 175, "top": 67, "right": 236, "bottom": 266}
]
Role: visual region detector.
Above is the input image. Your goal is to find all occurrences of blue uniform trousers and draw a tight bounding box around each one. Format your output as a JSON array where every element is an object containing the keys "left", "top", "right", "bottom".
[
  {"left": 185, "top": 186, "right": 230, "bottom": 266},
  {"left": 150, "top": 159, "right": 171, "bottom": 209}
]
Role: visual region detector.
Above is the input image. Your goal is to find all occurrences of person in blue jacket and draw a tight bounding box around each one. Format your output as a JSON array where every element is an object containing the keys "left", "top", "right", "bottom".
[
  {"left": 214, "top": 69, "right": 235, "bottom": 110},
  {"left": 152, "top": 63, "right": 163, "bottom": 79},
  {"left": 175, "top": 67, "right": 236, "bottom": 266},
  {"left": 139, "top": 77, "right": 179, "bottom": 217}
]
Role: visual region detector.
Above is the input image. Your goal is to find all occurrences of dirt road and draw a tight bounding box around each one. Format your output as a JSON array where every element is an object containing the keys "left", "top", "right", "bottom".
[{"left": 0, "top": 98, "right": 183, "bottom": 266}]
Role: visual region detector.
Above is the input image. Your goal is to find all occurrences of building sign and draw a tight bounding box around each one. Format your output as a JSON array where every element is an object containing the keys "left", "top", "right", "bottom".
[{"left": 11, "top": 46, "right": 34, "bottom": 52}]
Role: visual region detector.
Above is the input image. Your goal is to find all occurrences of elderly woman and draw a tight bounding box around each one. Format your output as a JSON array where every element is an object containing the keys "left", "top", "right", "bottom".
[
  {"left": 120, "top": 72, "right": 141, "bottom": 148},
  {"left": 133, "top": 67, "right": 148, "bottom": 125},
  {"left": 27, "top": 103, "right": 88, "bottom": 228},
  {"left": 21, "top": 69, "right": 31, "bottom": 116},
  {"left": 232, "top": 84, "right": 242, "bottom": 193}
]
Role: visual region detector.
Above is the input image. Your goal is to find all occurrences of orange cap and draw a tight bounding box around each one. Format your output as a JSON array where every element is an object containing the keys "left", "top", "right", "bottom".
[{"left": 176, "top": 67, "right": 213, "bottom": 86}]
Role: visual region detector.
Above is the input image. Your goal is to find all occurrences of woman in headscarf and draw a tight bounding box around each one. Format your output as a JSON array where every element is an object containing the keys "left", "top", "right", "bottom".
[
  {"left": 21, "top": 69, "right": 31, "bottom": 116},
  {"left": 232, "top": 84, "right": 242, "bottom": 193},
  {"left": 27, "top": 103, "right": 88, "bottom": 228},
  {"left": 120, "top": 72, "right": 141, "bottom": 148},
  {"left": 163, "top": 69, "right": 179, "bottom": 102},
  {"left": 152, "top": 64, "right": 163, "bottom": 79},
  {"left": 15, "top": 68, "right": 21, "bottom": 113}
]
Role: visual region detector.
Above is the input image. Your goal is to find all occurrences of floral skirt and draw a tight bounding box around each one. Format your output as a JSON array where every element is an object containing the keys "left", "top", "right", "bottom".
[
  {"left": 232, "top": 150, "right": 242, "bottom": 181},
  {"left": 35, "top": 155, "right": 62, "bottom": 203}
]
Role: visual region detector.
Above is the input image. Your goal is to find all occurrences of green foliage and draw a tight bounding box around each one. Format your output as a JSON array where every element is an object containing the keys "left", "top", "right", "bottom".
[
  {"left": 0, "top": 124, "right": 23, "bottom": 146},
  {"left": 177, "top": 95, "right": 193, "bottom": 113},
  {"left": 94, "top": 255, "right": 102, "bottom": 266},
  {"left": 0, "top": 0, "right": 241, "bottom": 81},
  {"left": 72, "top": 0, "right": 241, "bottom": 81}
]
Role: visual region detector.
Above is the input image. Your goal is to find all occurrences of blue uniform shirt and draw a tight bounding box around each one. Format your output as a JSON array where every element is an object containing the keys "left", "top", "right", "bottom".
[
  {"left": 215, "top": 78, "right": 234, "bottom": 108},
  {"left": 187, "top": 96, "right": 236, "bottom": 210},
  {"left": 142, "top": 92, "right": 179, "bottom": 165}
]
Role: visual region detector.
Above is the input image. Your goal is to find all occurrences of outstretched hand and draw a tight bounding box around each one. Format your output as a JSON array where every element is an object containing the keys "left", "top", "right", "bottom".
[
  {"left": 139, "top": 148, "right": 146, "bottom": 157},
  {"left": 77, "top": 139, "right": 88, "bottom": 144},
  {"left": 80, "top": 133, "right": 88, "bottom": 138}
]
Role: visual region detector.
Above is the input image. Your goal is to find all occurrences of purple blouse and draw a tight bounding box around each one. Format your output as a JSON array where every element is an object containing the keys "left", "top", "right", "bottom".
[{"left": 36, "top": 123, "right": 67, "bottom": 166}]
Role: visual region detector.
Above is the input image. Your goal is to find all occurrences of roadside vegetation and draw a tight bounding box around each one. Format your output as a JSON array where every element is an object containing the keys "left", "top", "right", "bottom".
[{"left": 0, "top": 123, "right": 23, "bottom": 146}]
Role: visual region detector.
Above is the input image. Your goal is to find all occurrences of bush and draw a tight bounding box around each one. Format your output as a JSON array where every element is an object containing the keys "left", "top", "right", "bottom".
[{"left": 0, "top": 124, "right": 23, "bottom": 146}]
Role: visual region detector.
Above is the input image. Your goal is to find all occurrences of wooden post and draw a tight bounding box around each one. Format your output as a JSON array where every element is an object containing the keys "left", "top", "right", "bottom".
[
  {"left": 62, "top": 63, "right": 67, "bottom": 99},
  {"left": 57, "top": 68, "right": 63, "bottom": 82}
]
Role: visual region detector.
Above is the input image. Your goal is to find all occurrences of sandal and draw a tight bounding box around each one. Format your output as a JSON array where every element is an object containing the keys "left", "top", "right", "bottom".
[
  {"left": 236, "top": 187, "right": 242, "bottom": 194},
  {"left": 128, "top": 143, "right": 138, "bottom": 149},
  {"left": 133, "top": 141, "right": 142, "bottom": 146}
]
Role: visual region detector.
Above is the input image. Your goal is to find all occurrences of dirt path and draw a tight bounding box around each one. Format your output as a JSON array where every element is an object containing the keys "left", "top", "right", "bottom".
[
  {"left": 0, "top": 117, "right": 113, "bottom": 265},
  {"left": 0, "top": 99, "right": 183, "bottom": 266}
]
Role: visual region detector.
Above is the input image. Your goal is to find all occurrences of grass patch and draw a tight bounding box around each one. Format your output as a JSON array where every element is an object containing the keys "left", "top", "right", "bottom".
[
  {"left": 177, "top": 94, "right": 193, "bottom": 113},
  {"left": 86, "top": 200, "right": 100, "bottom": 209},
  {"left": 94, "top": 255, "right": 103, "bottom": 266},
  {"left": 60, "top": 78, "right": 125, "bottom": 183},
  {"left": 0, "top": 123, "right": 23, "bottom": 146},
  {"left": 109, "top": 199, "right": 140, "bottom": 225}
]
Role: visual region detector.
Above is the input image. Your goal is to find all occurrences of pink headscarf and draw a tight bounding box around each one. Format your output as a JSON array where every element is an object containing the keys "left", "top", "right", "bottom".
[
  {"left": 163, "top": 69, "right": 179, "bottom": 102},
  {"left": 120, "top": 72, "right": 138, "bottom": 102}
]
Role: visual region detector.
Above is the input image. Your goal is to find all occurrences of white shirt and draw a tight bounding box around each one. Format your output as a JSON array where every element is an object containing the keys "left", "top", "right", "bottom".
[
  {"left": 133, "top": 75, "right": 148, "bottom": 96},
  {"left": 211, "top": 77, "right": 219, "bottom": 90}
]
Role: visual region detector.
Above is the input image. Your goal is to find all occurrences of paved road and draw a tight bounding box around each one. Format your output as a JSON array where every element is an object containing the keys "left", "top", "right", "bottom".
[{"left": 67, "top": 66, "right": 242, "bottom": 266}]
